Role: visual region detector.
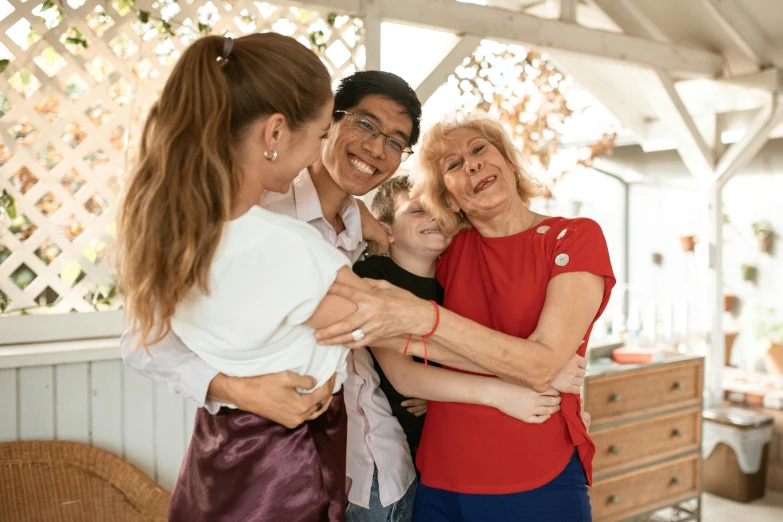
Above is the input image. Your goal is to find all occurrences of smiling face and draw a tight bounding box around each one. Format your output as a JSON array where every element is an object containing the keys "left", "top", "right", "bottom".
[
  {"left": 321, "top": 95, "right": 414, "bottom": 197},
  {"left": 439, "top": 127, "right": 520, "bottom": 219},
  {"left": 389, "top": 192, "right": 452, "bottom": 258}
]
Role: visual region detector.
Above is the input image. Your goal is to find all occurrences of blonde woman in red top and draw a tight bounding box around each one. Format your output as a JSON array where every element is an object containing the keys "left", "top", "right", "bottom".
[{"left": 315, "top": 114, "right": 615, "bottom": 521}]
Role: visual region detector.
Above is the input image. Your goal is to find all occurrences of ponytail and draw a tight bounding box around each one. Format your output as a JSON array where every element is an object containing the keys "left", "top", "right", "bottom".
[{"left": 117, "top": 33, "right": 331, "bottom": 347}]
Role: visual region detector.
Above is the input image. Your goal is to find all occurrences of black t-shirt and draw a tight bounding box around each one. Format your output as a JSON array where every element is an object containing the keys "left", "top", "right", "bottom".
[{"left": 352, "top": 255, "right": 443, "bottom": 464}]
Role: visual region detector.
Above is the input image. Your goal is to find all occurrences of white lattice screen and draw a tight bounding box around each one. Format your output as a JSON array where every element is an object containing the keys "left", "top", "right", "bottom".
[{"left": 0, "top": 0, "right": 363, "bottom": 321}]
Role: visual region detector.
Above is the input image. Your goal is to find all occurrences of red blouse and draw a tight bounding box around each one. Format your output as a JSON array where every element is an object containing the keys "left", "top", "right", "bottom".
[{"left": 416, "top": 216, "right": 616, "bottom": 494}]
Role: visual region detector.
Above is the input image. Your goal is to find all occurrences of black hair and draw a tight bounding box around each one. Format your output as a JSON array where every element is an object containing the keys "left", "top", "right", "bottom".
[{"left": 334, "top": 71, "right": 422, "bottom": 146}]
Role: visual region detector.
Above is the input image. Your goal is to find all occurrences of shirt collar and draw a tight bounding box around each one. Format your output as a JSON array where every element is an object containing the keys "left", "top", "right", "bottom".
[
  {"left": 290, "top": 168, "right": 323, "bottom": 224},
  {"left": 293, "top": 168, "right": 364, "bottom": 252}
]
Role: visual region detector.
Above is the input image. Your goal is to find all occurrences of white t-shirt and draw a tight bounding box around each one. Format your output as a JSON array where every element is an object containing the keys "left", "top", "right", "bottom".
[{"left": 171, "top": 206, "right": 351, "bottom": 394}]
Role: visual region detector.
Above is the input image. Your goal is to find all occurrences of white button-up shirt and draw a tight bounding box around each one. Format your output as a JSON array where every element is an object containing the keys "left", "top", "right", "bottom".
[{"left": 120, "top": 168, "right": 415, "bottom": 509}]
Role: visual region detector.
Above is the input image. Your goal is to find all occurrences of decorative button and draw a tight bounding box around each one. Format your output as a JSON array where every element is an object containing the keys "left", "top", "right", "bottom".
[
  {"left": 557, "top": 229, "right": 567, "bottom": 240},
  {"left": 536, "top": 226, "right": 550, "bottom": 234},
  {"left": 555, "top": 253, "right": 569, "bottom": 266}
]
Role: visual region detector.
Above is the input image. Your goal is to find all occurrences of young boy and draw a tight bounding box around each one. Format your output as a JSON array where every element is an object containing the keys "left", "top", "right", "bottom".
[{"left": 352, "top": 175, "right": 450, "bottom": 466}]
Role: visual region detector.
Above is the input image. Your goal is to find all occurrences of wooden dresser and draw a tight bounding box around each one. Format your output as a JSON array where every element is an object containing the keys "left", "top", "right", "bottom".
[{"left": 584, "top": 353, "right": 704, "bottom": 521}]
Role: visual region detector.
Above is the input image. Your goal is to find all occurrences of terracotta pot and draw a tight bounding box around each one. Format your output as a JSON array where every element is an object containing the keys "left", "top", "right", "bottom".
[
  {"left": 680, "top": 235, "right": 695, "bottom": 252},
  {"left": 724, "top": 331, "right": 738, "bottom": 367},
  {"left": 724, "top": 294, "right": 736, "bottom": 313},
  {"left": 764, "top": 342, "right": 783, "bottom": 374},
  {"left": 759, "top": 236, "right": 773, "bottom": 253}
]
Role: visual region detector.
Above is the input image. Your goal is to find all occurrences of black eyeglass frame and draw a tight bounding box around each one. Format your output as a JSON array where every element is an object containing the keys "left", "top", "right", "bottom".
[{"left": 334, "top": 110, "right": 414, "bottom": 161}]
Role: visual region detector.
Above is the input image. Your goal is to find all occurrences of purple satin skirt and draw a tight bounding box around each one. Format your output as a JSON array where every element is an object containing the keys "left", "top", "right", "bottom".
[{"left": 169, "top": 390, "right": 346, "bottom": 522}]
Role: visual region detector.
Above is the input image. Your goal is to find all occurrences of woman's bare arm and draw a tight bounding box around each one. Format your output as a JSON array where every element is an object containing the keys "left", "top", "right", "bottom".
[
  {"left": 397, "top": 272, "right": 602, "bottom": 391},
  {"left": 370, "top": 347, "right": 562, "bottom": 423},
  {"left": 315, "top": 272, "right": 603, "bottom": 392}
]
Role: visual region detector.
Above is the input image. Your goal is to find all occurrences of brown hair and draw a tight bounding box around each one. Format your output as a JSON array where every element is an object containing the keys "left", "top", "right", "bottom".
[
  {"left": 116, "top": 33, "right": 332, "bottom": 347},
  {"left": 371, "top": 174, "right": 412, "bottom": 224},
  {"left": 411, "top": 113, "right": 540, "bottom": 237}
]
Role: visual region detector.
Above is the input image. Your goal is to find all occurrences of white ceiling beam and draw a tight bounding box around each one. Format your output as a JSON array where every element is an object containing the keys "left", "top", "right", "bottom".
[
  {"left": 592, "top": 0, "right": 716, "bottom": 176},
  {"left": 317, "top": 0, "right": 725, "bottom": 77},
  {"left": 549, "top": 52, "right": 651, "bottom": 142},
  {"left": 415, "top": 35, "right": 482, "bottom": 105},
  {"left": 362, "top": 8, "right": 382, "bottom": 70},
  {"left": 706, "top": 67, "right": 782, "bottom": 92},
  {"left": 564, "top": 107, "right": 783, "bottom": 152},
  {"left": 639, "top": 70, "right": 715, "bottom": 177},
  {"left": 700, "top": 0, "right": 783, "bottom": 68},
  {"left": 712, "top": 94, "right": 783, "bottom": 187},
  {"left": 485, "top": 0, "right": 531, "bottom": 11},
  {"left": 593, "top": 0, "right": 670, "bottom": 43},
  {"left": 559, "top": 0, "right": 578, "bottom": 23}
]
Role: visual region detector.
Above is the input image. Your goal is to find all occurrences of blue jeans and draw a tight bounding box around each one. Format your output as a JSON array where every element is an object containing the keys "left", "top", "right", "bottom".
[
  {"left": 413, "top": 449, "right": 591, "bottom": 522},
  {"left": 347, "top": 467, "right": 417, "bottom": 522}
]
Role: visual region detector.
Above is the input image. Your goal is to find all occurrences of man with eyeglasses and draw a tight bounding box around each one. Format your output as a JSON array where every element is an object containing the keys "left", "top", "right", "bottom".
[{"left": 121, "top": 71, "right": 423, "bottom": 522}]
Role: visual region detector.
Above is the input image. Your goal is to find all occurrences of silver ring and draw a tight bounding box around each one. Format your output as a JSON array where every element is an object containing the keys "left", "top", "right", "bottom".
[{"left": 351, "top": 329, "right": 365, "bottom": 342}]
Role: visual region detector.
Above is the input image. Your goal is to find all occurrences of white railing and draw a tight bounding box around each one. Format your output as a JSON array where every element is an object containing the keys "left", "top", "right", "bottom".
[{"left": 0, "top": 338, "right": 196, "bottom": 489}]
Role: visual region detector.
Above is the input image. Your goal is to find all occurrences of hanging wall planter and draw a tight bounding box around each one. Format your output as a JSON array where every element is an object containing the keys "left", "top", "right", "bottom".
[
  {"left": 680, "top": 235, "right": 696, "bottom": 252},
  {"left": 764, "top": 342, "right": 783, "bottom": 374},
  {"left": 724, "top": 293, "right": 737, "bottom": 313},
  {"left": 651, "top": 252, "right": 663, "bottom": 266},
  {"left": 752, "top": 220, "right": 774, "bottom": 253},
  {"left": 724, "top": 331, "right": 739, "bottom": 367},
  {"left": 741, "top": 264, "right": 758, "bottom": 283}
]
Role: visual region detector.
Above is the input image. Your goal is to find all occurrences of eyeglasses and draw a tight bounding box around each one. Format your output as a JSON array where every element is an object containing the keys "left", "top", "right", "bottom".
[{"left": 335, "top": 110, "right": 414, "bottom": 162}]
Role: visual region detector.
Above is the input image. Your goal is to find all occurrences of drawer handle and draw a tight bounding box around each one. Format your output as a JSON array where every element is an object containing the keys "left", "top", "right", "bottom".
[
  {"left": 609, "top": 393, "right": 622, "bottom": 403},
  {"left": 609, "top": 495, "right": 621, "bottom": 505},
  {"left": 608, "top": 445, "right": 620, "bottom": 455},
  {"left": 670, "top": 476, "right": 681, "bottom": 486},
  {"left": 672, "top": 428, "right": 683, "bottom": 438},
  {"left": 672, "top": 381, "right": 684, "bottom": 391}
]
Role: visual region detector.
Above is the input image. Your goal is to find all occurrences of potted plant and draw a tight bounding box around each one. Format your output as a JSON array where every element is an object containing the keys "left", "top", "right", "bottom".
[
  {"left": 679, "top": 235, "right": 697, "bottom": 252},
  {"left": 724, "top": 293, "right": 737, "bottom": 313},
  {"left": 758, "top": 309, "right": 783, "bottom": 374},
  {"left": 752, "top": 220, "right": 774, "bottom": 253},
  {"left": 724, "top": 331, "right": 739, "bottom": 367},
  {"left": 651, "top": 252, "right": 663, "bottom": 266},
  {"left": 741, "top": 263, "right": 758, "bottom": 283}
]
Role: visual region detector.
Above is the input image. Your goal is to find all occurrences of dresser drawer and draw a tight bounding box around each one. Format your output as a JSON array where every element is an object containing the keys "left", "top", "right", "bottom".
[
  {"left": 585, "top": 361, "right": 702, "bottom": 424},
  {"left": 590, "top": 455, "right": 700, "bottom": 521},
  {"left": 592, "top": 408, "right": 701, "bottom": 475}
]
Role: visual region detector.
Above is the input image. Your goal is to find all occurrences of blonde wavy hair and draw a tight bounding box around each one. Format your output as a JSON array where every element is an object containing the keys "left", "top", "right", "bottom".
[
  {"left": 116, "top": 33, "right": 331, "bottom": 347},
  {"left": 411, "top": 113, "right": 540, "bottom": 237}
]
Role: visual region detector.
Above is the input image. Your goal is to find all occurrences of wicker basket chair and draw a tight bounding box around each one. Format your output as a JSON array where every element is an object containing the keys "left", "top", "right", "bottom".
[{"left": 0, "top": 441, "right": 170, "bottom": 521}]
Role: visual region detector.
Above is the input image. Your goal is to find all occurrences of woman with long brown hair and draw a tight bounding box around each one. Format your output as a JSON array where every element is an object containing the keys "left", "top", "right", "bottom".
[{"left": 116, "top": 33, "right": 362, "bottom": 521}]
